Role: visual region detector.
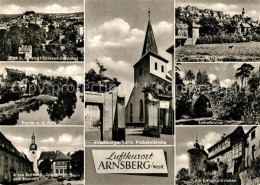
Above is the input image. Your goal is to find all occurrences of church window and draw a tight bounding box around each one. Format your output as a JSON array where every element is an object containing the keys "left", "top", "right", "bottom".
[
  {"left": 139, "top": 67, "right": 142, "bottom": 76},
  {"left": 139, "top": 99, "right": 144, "bottom": 122},
  {"left": 130, "top": 104, "right": 133, "bottom": 122},
  {"left": 4, "top": 157, "right": 8, "bottom": 167},
  {"left": 161, "top": 65, "right": 164, "bottom": 73}
]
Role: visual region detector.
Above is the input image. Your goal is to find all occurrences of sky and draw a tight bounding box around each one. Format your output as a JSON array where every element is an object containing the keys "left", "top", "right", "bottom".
[
  {"left": 178, "top": 63, "right": 260, "bottom": 88},
  {"left": 176, "top": 126, "right": 254, "bottom": 173},
  {"left": 0, "top": 0, "right": 83, "bottom": 14},
  {"left": 0, "top": 63, "right": 84, "bottom": 84},
  {"left": 85, "top": 0, "right": 174, "bottom": 102},
  {"left": 0, "top": 126, "right": 83, "bottom": 160},
  {"left": 176, "top": 0, "right": 260, "bottom": 21}
]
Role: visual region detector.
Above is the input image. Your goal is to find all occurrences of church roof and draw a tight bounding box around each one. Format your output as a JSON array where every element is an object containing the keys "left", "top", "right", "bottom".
[{"left": 141, "top": 15, "right": 158, "bottom": 56}]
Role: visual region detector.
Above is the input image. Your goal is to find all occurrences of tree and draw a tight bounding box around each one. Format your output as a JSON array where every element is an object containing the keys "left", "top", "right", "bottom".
[
  {"left": 185, "top": 70, "right": 195, "bottom": 84},
  {"left": 38, "top": 159, "right": 51, "bottom": 175},
  {"left": 235, "top": 63, "right": 255, "bottom": 88},
  {"left": 198, "top": 17, "right": 222, "bottom": 36},
  {"left": 70, "top": 150, "right": 84, "bottom": 177},
  {"left": 176, "top": 168, "right": 190, "bottom": 185}
]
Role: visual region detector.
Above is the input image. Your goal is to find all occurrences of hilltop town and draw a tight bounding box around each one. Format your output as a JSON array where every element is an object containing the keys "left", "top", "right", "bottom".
[
  {"left": 176, "top": 6, "right": 260, "bottom": 45},
  {"left": 0, "top": 11, "right": 84, "bottom": 61}
]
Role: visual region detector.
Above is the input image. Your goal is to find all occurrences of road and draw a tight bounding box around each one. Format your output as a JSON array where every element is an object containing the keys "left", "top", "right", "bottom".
[{"left": 20, "top": 178, "right": 62, "bottom": 185}]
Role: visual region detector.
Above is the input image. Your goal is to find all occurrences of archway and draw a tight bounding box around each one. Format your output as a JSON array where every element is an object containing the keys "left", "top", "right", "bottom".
[{"left": 193, "top": 95, "right": 213, "bottom": 118}]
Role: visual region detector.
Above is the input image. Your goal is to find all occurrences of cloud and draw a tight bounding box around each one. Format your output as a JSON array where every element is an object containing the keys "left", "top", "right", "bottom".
[
  {"left": 186, "top": 141, "right": 194, "bottom": 148},
  {"left": 209, "top": 74, "right": 217, "bottom": 83},
  {"left": 5, "top": 135, "right": 29, "bottom": 143},
  {"left": 0, "top": 3, "right": 83, "bottom": 14},
  {"left": 40, "top": 137, "right": 55, "bottom": 143},
  {"left": 153, "top": 21, "right": 173, "bottom": 35},
  {"left": 88, "top": 18, "right": 144, "bottom": 48},
  {"left": 0, "top": 4, "right": 25, "bottom": 14},
  {"left": 58, "top": 133, "right": 73, "bottom": 144},
  {"left": 220, "top": 78, "right": 236, "bottom": 88},
  {"left": 176, "top": 154, "right": 189, "bottom": 173},
  {"left": 200, "top": 132, "right": 221, "bottom": 151}
]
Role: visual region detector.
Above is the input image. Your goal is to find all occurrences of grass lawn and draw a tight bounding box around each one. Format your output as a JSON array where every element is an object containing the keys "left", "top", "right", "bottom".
[{"left": 176, "top": 42, "right": 260, "bottom": 62}]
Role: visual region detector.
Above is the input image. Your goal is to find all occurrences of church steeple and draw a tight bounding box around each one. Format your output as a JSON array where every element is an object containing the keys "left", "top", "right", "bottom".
[{"left": 141, "top": 9, "right": 158, "bottom": 56}]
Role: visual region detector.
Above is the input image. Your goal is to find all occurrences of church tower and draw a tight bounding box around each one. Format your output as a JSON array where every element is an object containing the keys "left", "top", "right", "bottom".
[
  {"left": 242, "top": 8, "right": 245, "bottom": 17},
  {"left": 29, "top": 131, "right": 38, "bottom": 174},
  {"left": 126, "top": 9, "right": 172, "bottom": 128}
]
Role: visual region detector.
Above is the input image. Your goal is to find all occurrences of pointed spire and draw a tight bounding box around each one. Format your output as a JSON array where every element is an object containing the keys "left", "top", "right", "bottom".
[{"left": 141, "top": 9, "right": 158, "bottom": 56}]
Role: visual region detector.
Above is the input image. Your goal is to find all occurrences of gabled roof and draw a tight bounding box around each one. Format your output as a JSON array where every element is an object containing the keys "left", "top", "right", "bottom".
[
  {"left": 0, "top": 132, "right": 31, "bottom": 162},
  {"left": 142, "top": 17, "right": 158, "bottom": 56},
  {"left": 5, "top": 68, "right": 25, "bottom": 75},
  {"left": 39, "top": 151, "right": 57, "bottom": 160},
  {"left": 54, "top": 150, "right": 71, "bottom": 161}
]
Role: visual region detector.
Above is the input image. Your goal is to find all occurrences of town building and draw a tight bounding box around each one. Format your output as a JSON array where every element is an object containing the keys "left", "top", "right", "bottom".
[
  {"left": 207, "top": 126, "right": 244, "bottom": 175},
  {"left": 0, "top": 132, "right": 33, "bottom": 184},
  {"left": 244, "top": 126, "right": 260, "bottom": 168},
  {"left": 2, "top": 68, "right": 26, "bottom": 81},
  {"left": 38, "top": 150, "right": 72, "bottom": 178},
  {"left": 28, "top": 132, "right": 38, "bottom": 174},
  {"left": 18, "top": 45, "right": 33, "bottom": 61},
  {"left": 125, "top": 11, "right": 173, "bottom": 137}
]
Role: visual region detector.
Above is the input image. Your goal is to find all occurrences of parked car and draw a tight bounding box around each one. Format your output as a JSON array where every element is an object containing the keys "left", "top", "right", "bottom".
[
  {"left": 57, "top": 175, "right": 65, "bottom": 182},
  {"left": 62, "top": 177, "right": 84, "bottom": 185}
]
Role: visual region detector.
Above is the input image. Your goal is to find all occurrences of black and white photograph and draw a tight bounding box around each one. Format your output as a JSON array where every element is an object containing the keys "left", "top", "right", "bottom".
[
  {"left": 0, "top": 127, "right": 84, "bottom": 185},
  {"left": 176, "top": 126, "right": 260, "bottom": 185},
  {"left": 0, "top": 63, "right": 84, "bottom": 125},
  {"left": 176, "top": 63, "right": 260, "bottom": 125},
  {"left": 175, "top": 0, "right": 260, "bottom": 62},
  {"left": 0, "top": 0, "right": 84, "bottom": 61},
  {"left": 85, "top": 146, "right": 174, "bottom": 185},
  {"left": 85, "top": 0, "right": 174, "bottom": 145}
]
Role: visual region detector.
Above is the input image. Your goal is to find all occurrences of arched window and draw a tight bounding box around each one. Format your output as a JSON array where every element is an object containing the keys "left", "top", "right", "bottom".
[
  {"left": 139, "top": 67, "right": 142, "bottom": 76},
  {"left": 130, "top": 104, "right": 133, "bottom": 122},
  {"left": 161, "top": 65, "right": 164, "bottom": 73},
  {"left": 139, "top": 99, "right": 144, "bottom": 122},
  {"left": 155, "top": 62, "right": 158, "bottom": 70}
]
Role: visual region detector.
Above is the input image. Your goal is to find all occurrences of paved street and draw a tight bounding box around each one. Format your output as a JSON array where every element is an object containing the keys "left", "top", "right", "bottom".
[{"left": 20, "top": 178, "right": 62, "bottom": 185}]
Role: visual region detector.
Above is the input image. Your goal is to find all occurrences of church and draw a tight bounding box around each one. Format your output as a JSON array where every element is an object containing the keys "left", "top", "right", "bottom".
[
  {"left": 125, "top": 11, "right": 173, "bottom": 137},
  {"left": 29, "top": 132, "right": 39, "bottom": 175}
]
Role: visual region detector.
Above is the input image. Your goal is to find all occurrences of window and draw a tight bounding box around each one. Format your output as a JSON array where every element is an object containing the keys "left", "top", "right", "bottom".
[
  {"left": 0, "top": 155, "right": 1, "bottom": 166},
  {"left": 161, "top": 65, "right": 164, "bottom": 73},
  {"left": 64, "top": 169, "right": 67, "bottom": 173},
  {"left": 139, "top": 67, "right": 142, "bottom": 76},
  {"left": 4, "top": 157, "right": 8, "bottom": 167},
  {"left": 251, "top": 130, "right": 256, "bottom": 140},
  {"left": 56, "top": 169, "right": 59, "bottom": 174},
  {"left": 139, "top": 99, "right": 144, "bottom": 122},
  {"left": 60, "top": 169, "right": 63, "bottom": 174},
  {"left": 155, "top": 62, "right": 158, "bottom": 70},
  {"left": 130, "top": 104, "right": 133, "bottom": 123},
  {"left": 11, "top": 159, "right": 14, "bottom": 168}
]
